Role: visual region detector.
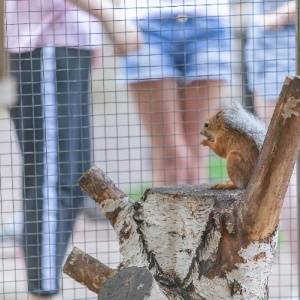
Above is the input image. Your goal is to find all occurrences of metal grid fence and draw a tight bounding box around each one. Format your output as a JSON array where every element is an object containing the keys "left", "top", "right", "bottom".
[{"left": 0, "top": 1, "right": 298, "bottom": 299}]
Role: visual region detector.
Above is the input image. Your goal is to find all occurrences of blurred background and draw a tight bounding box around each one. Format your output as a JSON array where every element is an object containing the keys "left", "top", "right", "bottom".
[{"left": 0, "top": 1, "right": 298, "bottom": 299}]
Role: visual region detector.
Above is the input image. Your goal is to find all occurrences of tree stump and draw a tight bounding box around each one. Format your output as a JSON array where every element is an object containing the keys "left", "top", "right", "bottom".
[{"left": 63, "top": 76, "right": 300, "bottom": 299}]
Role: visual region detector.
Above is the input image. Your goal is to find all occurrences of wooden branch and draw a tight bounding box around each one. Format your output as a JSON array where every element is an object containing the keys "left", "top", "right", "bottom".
[
  {"left": 78, "top": 167, "right": 126, "bottom": 203},
  {"left": 63, "top": 250, "right": 168, "bottom": 300},
  {"left": 78, "top": 167, "right": 150, "bottom": 269},
  {"left": 78, "top": 167, "right": 133, "bottom": 226},
  {"left": 63, "top": 247, "right": 116, "bottom": 294},
  {"left": 242, "top": 76, "right": 300, "bottom": 240}
]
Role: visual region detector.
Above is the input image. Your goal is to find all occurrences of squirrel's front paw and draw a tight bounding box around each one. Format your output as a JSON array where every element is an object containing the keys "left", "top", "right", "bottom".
[{"left": 200, "top": 139, "right": 209, "bottom": 146}]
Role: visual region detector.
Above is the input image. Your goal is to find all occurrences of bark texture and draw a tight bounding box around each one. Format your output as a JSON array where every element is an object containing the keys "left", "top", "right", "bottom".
[
  {"left": 63, "top": 76, "right": 300, "bottom": 299},
  {"left": 63, "top": 247, "right": 116, "bottom": 294},
  {"left": 241, "top": 76, "right": 300, "bottom": 240}
]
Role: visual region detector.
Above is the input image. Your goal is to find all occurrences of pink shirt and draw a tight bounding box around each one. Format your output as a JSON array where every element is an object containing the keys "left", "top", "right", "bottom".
[{"left": 5, "top": 0, "right": 103, "bottom": 53}]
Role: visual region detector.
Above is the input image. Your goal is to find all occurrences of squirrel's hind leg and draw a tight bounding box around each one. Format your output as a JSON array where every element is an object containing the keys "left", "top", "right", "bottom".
[
  {"left": 213, "top": 180, "right": 236, "bottom": 189},
  {"left": 225, "top": 151, "right": 250, "bottom": 189}
]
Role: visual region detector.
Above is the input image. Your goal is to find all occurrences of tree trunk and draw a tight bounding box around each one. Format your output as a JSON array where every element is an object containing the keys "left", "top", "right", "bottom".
[
  {"left": 242, "top": 76, "right": 300, "bottom": 240},
  {"left": 63, "top": 76, "right": 300, "bottom": 299}
]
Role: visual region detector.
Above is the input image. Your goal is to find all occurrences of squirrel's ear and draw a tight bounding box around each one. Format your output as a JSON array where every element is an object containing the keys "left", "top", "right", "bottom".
[{"left": 216, "top": 111, "right": 222, "bottom": 119}]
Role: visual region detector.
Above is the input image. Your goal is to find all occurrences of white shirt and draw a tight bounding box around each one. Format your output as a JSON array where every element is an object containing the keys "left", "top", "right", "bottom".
[{"left": 120, "top": 0, "right": 230, "bottom": 20}]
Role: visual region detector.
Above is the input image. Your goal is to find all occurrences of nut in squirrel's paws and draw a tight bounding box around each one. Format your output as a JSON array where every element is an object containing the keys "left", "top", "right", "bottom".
[{"left": 200, "top": 139, "right": 208, "bottom": 146}]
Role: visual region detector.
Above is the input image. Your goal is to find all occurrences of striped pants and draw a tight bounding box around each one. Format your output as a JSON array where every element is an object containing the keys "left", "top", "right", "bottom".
[{"left": 10, "top": 47, "right": 91, "bottom": 296}]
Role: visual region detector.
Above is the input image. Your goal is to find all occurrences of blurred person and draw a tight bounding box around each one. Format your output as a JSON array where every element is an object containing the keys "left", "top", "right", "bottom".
[
  {"left": 120, "top": 0, "right": 232, "bottom": 186},
  {"left": 245, "top": 1, "right": 298, "bottom": 298},
  {"left": 5, "top": 0, "right": 141, "bottom": 299},
  {"left": 245, "top": 0, "right": 295, "bottom": 122}
]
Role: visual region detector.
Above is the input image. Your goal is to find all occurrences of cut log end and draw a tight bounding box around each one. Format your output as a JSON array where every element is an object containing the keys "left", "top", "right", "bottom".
[
  {"left": 98, "top": 266, "right": 167, "bottom": 300},
  {"left": 78, "top": 166, "right": 126, "bottom": 204}
]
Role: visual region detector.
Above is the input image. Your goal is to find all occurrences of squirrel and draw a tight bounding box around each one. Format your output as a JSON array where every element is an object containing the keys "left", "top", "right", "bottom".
[{"left": 200, "top": 102, "right": 267, "bottom": 189}]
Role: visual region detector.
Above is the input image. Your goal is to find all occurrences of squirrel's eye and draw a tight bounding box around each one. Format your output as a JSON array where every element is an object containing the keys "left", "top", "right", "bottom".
[{"left": 204, "top": 123, "right": 209, "bottom": 128}]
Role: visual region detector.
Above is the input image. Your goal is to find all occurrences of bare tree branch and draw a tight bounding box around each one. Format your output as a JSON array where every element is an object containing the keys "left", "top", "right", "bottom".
[
  {"left": 63, "top": 247, "right": 116, "bottom": 294},
  {"left": 242, "top": 76, "right": 300, "bottom": 240}
]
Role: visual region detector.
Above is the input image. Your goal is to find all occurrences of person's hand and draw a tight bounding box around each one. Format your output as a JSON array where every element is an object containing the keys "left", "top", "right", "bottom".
[
  {"left": 68, "top": 0, "right": 143, "bottom": 55},
  {"left": 91, "top": 48, "right": 103, "bottom": 70}
]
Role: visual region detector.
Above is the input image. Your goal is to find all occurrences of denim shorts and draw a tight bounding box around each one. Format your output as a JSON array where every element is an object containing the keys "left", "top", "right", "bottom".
[
  {"left": 245, "top": 19, "right": 295, "bottom": 101},
  {"left": 121, "top": 16, "right": 231, "bottom": 83}
]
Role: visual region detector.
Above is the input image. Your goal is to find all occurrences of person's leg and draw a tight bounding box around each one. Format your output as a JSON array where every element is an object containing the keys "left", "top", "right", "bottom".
[
  {"left": 54, "top": 47, "right": 92, "bottom": 274},
  {"left": 179, "top": 79, "right": 227, "bottom": 184},
  {"left": 130, "top": 79, "right": 194, "bottom": 186},
  {"left": 175, "top": 15, "right": 231, "bottom": 184},
  {"left": 124, "top": 18, "right": 193, "bottom": 186},
  {"left": 10, "top": 48, "right": 61, "bottom": 298},
  {"left": 9, "top": 46, "right": 91, "bottom": 299}
]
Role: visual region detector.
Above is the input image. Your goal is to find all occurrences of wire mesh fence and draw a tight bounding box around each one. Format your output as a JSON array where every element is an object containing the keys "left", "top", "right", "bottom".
[{"left": 0, "top": 0, "right": 298, "bottom": 299}]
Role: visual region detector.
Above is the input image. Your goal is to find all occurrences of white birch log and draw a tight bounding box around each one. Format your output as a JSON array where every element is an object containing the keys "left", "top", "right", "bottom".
[
  {"left": 63, "top": 76, "right": 300, "bottom": 299},
  {"left": 73, "top": 173, "right": 275, "bottom": 299}
]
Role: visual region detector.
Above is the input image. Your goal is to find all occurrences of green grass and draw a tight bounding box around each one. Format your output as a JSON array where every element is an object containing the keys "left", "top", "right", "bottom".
[
  {"left": 126, "top": 182, "right": 152, "bottom": 202},
  {"left": 208, "top": 154, "right": 228, "bottom": 183}
]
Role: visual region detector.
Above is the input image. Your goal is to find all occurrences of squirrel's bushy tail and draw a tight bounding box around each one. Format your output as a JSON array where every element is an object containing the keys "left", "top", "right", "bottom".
[{"left": 223, "top": 101, "right": 267, "bottom": 150}]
